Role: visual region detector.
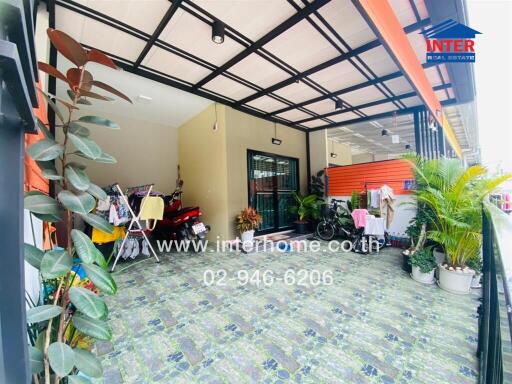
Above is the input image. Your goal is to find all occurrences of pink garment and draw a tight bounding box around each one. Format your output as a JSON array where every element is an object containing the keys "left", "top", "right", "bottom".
[
  {"left": 351, "top": 209, "right": 369, "bottom": 229},
  {"left": 504, "top": 193, "right": 511, "bottom": 210}
]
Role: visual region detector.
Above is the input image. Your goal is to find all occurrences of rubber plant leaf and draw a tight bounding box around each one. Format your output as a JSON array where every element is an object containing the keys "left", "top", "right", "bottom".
[
  {"left": 69, "top": 287, "right": 107, "bottom": 320},
  {"left": 58, "top": 190, "right": 95, "bottom": 214},
  {"left": 67, "top": 68, "right": 93, "bottom": 92},
  {"left": 86, "top": 48, "right": 118, "bottom": 69},
  {"left": 90, "top": 81, "right": 132, "bottom": 103},
  {"left": 47, "top": 28, "right": 87, "bottom": 67},
  {"left": 78, "top": 115, "right": 119, "bottom": 129},
  {"left": 37, "top": 62, "right": 68, "bottom": 83},
  {"left": 48, "top": 342, "right": 75, "bottom": 377},
  {"left": 77, "top": 89, "right": 112, "bottom": 101}
]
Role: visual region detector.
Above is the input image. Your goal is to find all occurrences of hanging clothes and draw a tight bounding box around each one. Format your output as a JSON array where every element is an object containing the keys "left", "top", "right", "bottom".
[
  {"left": 92, "top": 226, "right": 126, "bottom": 244},
  {"left": 351, "top": 208, "right": 369, "bottom": 229},
  {"left": 367, "top": 189, "right": 380, "bottom": 209},
  {"left": 379, "top": 184, "right": 395, "bottom": 229}
]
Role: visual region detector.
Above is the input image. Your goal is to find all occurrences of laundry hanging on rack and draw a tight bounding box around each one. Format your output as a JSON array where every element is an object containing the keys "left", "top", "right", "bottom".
[{"left": 379, "top": 184, "right": 395, "bottom": 229}]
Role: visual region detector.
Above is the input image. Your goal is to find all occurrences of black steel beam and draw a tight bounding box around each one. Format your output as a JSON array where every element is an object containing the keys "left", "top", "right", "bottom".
[
  {"left": 294, "top": 83, "right": 451, "bottom": 125},
  {"left": 269, "top": 62, "right": 438, "bottom": 117},
  {"left": 55, "top": 0, "right": 328, "bottom": 123},
  {"left": 413, "top": 110, "right": 421, "bottom": 156},
  {"left": 308, "top": 98, "right": 456, "bottom": 132},
  {"left": 134, "top": 0, "right": 183, "bottom": 68},
  {"left": 237, "top": 18, "right": 430, "bottom": 106},
  {"left": 193, "top": 0, "right": 331, "bottom": 89}
]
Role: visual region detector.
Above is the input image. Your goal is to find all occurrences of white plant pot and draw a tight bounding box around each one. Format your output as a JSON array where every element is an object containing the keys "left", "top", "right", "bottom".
[
  {"left": 241, "top": 230, "right": 255, "bottom": 243},
  {"left": 438, "top": 266, "right": 475, "bottom": 294},
  {"left": 433, "top": 250, "right": 446, "bottom": 279},
  {"left": 433, "top": 249, "right": 446, "bottom": 265},
  {"left": 411, "top": 266, "right": 435, "bottom": 284},
  {"left": 471, "top": 273, "right": 482, "bottom": 288}
]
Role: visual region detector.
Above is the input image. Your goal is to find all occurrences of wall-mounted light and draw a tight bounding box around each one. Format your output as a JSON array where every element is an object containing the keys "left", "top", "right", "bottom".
[
  {"left": 330, "top": 152, "right": 338, "bottom": 158},
  {"left": 212, "top": 20, "right": 225, "bottom": 44},
  {"left": 381, "top": 129, "right": 389, "bottom": 136},
  {"left": 405, "top": 144, "right": 411, "bottom": 150},
  {"left": 272, "top": 122, "right": 282, "bottom": 145},
  {"left": 335, "top": 99, "right": 343, "bottom": 109}
]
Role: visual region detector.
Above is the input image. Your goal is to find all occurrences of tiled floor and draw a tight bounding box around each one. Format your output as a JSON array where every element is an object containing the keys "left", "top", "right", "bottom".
[{"left": 93, "top": 245, "right": 481, "bottom": 384}]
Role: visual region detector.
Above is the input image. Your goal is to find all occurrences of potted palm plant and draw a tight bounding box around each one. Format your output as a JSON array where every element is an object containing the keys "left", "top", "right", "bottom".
[
  {"left": 409, "top": 246, "right": 436, "bottom": 284},
  {"left": 289, "top": 192, "right": 321, "bottom": 234},
  {"left": 408, "top": 156, "right": 511, "bottom": 294},
  {"left": 236, "top": 208, "right": 262, "bottom": 243}
]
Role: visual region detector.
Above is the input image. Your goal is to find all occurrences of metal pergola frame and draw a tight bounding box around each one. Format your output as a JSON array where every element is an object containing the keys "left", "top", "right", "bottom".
[{"left": 49, "top": 0, "right": 455, "bottom": 134}]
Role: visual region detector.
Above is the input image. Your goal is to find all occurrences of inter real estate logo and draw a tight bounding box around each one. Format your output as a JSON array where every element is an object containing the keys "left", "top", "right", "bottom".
[{"left": 421, "top": 19, "right": 482, "bottom": 63}]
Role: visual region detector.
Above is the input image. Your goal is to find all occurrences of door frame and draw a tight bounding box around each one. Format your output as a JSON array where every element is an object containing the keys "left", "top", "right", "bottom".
[{"left": 246, "top": 149, "right": 300, "bottom": 235}]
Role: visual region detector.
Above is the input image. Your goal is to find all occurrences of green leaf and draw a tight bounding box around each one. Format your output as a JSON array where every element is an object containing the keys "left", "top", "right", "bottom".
[
  {"left": 58, "top": 190, "right": 95, "bottom": 214},
  {"left": 36, "top": 160, "right": 63, "bottom": 181},
  {"left": 37, "top": 117, "right": 54, "bottom": 140},
  {"left": 69, "top": 133, "right": 102, "bottom": 160},
  {"left": 67, "top": 375, "right": 92, "bottom": 384},
  {"left": 24, "top": 243, "right": 44, "bottom": 269},
  {"left": 69, "top": 287, "right": 107, "bottom": 320},
  {"left": 69, "top": 122, "right": 90, "bottom": 137},
  {"left": 29, "top": 346, "right": 44, "bottom": 374},
  {"left": 71, "top": 229, "right": 100, "bottom": 264},
  {"left": 73, "top": 348, "right": 103, "bottom": 378},
  {"left": 26, "top": 304, "right": 62, "bottom": 323},
  {"left": 24, "top": 192, "right": 60, "bottom": 214},
  {"left": 82, "top": 263, "right": 117, "bottom": 295},
  {"left": 27, "top": 138, "right": 64, "bottom": 161},
  {"left": 87, "top": 183, "right": 107, "bottom": 201},
  {"left": 79, "top": 213, "right": 114, "bottom": 234},
  {"left": 35, "top": 330, "right": 46, "bottom": 351},
  {"left": 33, "top": 212, "right": 63, "bottom": 222},
  {"left": 78, "top": 115, "right": 120, "bottom": 129},
  {"left": 67, "top": 90, "right": 92, "bottom": 105},
  {"left": 72, "top": 313, "right": 112, "bottom": 340},
  {"left": 48, "top": 342, "right": 75, "bottom": 377},
  {"left": 94, "top": 152, "right": 117, "bottom": 164},
  {"left": 37, "top": 89, "right": 65, "bottom": 123},
  {"left": 65, "top": 165, "right": 90, "bottom": 191},
  {"left": 40, "top": 249, "right": 72, "bottom": 279}
]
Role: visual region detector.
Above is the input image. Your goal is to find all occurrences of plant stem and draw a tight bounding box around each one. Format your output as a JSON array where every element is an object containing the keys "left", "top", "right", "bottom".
[{"left": 43, "top": 279, "right": 63, "bottom": 384}]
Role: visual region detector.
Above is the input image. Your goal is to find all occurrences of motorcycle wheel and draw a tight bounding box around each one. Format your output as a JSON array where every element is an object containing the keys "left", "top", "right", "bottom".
[{"left": 316, "top": 221, "right": 335, "bottom": 241}]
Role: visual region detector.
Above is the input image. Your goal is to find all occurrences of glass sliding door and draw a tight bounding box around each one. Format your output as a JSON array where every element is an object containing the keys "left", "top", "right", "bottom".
[{"left": 247, "top": 150, "right": 299, "bottom": 234}]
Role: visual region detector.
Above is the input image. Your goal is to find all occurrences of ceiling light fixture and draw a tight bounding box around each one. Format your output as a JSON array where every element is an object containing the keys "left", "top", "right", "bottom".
[
  {"left": 330, "top": 152, "right": 338, "bottom": 158},
  {"left": 335, "top": 99, "right": 343, "bottom": 109},
  {"left": 272, "top": 122, "right": 282, "bottom": 145},
  {"left": 212, "top": 20, "right": 225, "bottom": 44},
  {"left": 381, "top": 129, "right": 389, "bottom": 136}
]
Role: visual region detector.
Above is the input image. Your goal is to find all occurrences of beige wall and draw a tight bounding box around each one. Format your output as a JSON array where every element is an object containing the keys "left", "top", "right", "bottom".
[
  {"left": 178, "top": 104, "right": 230, "bottom": 240},
  {"left": 309, "top": 130, "right": 328, "bottom": 174},
  {"left": 352, "top": 152, "right": 375, "bottom": 164},
  {"left": 225, "top": 108, "right": 307, "bottom": 238},
  {"left": 58, "top": 110, "right": 179, "bottom": 194},
  {"left": 177, "top": 105, "right": 308, "bottom": 239},
  {"left": 328, "top": 140, "right": 352, "bottom": 166}
]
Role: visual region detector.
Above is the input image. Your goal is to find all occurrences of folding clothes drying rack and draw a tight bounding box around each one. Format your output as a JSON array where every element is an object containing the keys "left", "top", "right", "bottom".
[{"left": 110, "top": 183, "right": 160, "bottom": 272}]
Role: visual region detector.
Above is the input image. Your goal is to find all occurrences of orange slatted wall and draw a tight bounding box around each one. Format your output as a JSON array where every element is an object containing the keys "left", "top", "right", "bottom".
[
  {"left": 24, "top": 81, "right": 50, "bottom": 194},
  {"left": 326, "top": 159, "right": 413, "bottom": 196}
]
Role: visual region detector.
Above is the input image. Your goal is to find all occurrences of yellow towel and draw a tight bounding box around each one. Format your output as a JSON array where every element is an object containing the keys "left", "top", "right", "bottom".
[
  {"left": 92, "top": 226, "right": 125, "bottom": 244},
  {"left": 140, "top": 196, "right": 164, "bottom": 221}
]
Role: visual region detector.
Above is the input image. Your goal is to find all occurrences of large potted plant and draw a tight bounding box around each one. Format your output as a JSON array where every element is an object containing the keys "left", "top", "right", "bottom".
[
  {"left": 409, "top": 156, "right": 511, "bottom": 294},
  {"left": 409, "top": 247, "right": 437, "bottom": 284},
  {"left": 235, "top": 208, "right": 262, "bottom": 243},
  {"left": 289, "top": 192, "right": 321, "bottom": 234},
  {"left": 24, "top": 29, "right": 131, "bottom": 382}
]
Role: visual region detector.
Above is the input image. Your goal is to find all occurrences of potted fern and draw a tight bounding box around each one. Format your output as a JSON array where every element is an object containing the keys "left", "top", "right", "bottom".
[
  {"left": 409, "top": 246, "right": 436, "bottom": 284},
  {"left": 408, "top": 156, "right": 511, "bottom": 294},
  {"left": 289, "top": 192, "right": 321, "bottom": 234},
  {"left": 236, "top": 208, "right": 262, "bottom": 243},
  {"left": 24, "top": 29, "right": 131, "bottom": 382}
]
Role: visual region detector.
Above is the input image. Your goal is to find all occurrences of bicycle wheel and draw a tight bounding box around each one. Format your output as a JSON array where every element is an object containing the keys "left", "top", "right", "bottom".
[{"left": 316, "top": 221, "right": 335, "bottom": 241}]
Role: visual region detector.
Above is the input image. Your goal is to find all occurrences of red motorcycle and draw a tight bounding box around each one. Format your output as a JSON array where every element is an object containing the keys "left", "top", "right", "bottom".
[{"left": 153, "top": 189, "right": 210, "bottom": 249}]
